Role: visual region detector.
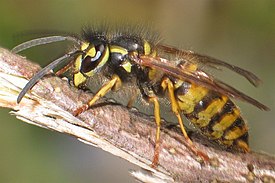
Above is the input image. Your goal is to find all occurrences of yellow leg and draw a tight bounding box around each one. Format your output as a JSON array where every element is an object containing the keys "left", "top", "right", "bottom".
[
  {"left": 148, "top": 97, "right": 161, "bottom": 168},
  {"left": 73, "top": 75, "right": 120, "bottom": 116},
  {"left": 161, "top": 78, "right": 209, "bottom": 161}
]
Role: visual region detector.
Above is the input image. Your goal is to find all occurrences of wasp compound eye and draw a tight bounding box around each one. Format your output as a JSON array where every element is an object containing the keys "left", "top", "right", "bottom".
[{"left": 81, "top": 44, "right": 108, "bottom": 74}]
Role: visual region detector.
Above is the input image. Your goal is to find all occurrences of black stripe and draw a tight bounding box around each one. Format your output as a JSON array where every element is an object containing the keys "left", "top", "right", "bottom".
[
  {"left": 194, "top": 91, "right": 221, "bottom": 114},
  {"left": 185, "top": 90, "right": 220, "bottom": 121},
  {"left": 223, "top": 117, "right": 246, "bottom": 140},
  {"left": 174, "top": 81, "right": 191, "bottom": 98},
  {"left": 236, "top": 132, "right": 249, "bottom": 145}
]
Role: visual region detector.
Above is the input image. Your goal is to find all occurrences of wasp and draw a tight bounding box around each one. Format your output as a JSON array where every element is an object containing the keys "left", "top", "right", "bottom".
[{"left": 12, "top": 26, "right": 269, "bottom": 167}]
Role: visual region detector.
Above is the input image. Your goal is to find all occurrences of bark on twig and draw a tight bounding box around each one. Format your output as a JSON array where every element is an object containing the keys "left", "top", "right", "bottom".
[{"left": 0, "top": 47, "right": 274, "bottom": 182}]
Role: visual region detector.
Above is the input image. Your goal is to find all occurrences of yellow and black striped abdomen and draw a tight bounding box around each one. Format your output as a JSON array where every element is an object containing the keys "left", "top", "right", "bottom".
[{"left": 175, "top": 80, "right": 250, "bottom": 152}]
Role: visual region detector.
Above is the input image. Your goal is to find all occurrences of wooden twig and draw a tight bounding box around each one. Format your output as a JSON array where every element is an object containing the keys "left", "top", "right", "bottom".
[{"left": 0, "top": 47, "right": 274, "bottom": 182}]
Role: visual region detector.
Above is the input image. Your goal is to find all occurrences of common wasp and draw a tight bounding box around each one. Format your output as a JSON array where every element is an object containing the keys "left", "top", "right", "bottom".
[{"left": 13, "top": 26, "right": 269, "bottom": 167}]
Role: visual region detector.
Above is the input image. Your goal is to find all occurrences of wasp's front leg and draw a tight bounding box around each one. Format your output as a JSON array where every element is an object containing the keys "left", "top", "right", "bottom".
[{"left": 73, "top": 74, "right": 122, "bottom": 116}]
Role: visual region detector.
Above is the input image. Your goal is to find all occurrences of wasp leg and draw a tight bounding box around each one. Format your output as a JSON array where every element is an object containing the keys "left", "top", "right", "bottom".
[
  {"left": 73, "top": 75, "right": 121, "bottom": 116},
  {"left": 55, "top": 60, "right": 74, "bottom": 76},
  {"left": 161, "top": 78, "right": 209, "bottom": 162},
  {"left": 148, "top": 96, "right": 162, "bottom": 168}
]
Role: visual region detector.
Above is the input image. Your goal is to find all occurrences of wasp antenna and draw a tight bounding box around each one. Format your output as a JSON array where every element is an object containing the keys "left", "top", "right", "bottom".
[
  {"left": 17, "top": 51, "right": 81, "bottom": 103},
  {"left": 12, "top": 36, "right": 80, "bottom": 53}
]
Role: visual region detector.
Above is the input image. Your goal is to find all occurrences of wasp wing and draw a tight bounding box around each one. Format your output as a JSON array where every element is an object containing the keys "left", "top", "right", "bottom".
[
  {"left": 133, "top": 55, "right": 269, "bottom": 111},
  {"left": 157, "top": 44, "right": 261, "bottom": 87}
]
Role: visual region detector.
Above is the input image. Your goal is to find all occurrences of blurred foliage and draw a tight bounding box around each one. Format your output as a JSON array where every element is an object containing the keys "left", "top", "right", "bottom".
[{"left": 0, "top": 1, "right": 274, "bottom": 183}]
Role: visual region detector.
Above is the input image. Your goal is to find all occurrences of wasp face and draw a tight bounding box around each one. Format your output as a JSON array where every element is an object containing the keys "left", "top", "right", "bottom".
[
  {"left": 80, "top": 44, "right": 105, "bottom": 73},
  {"left": 73, "top": 42, "right": 110, "bottom": 87}
]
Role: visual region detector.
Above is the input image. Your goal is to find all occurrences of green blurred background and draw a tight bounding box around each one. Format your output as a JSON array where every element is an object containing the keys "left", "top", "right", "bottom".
[{"left": 0, "top": 1, "right": 274, "bottom": 182}]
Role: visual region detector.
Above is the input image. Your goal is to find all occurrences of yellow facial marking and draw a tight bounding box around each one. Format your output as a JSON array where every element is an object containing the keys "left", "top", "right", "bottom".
[
  {"left": 74, "top": 55, "right": 82, "bottom": 71},
  {"left": 73, "top": 72, "right": 87, "bottom": 87},
  {"left": 86, "top": 46, "right": 96, "bottom": 57},
  {"left": 73, "top": 43, "right": 96, "bottom": 85},
  {"left": 81, "top": 42, "right": 90, "bottom": 51}
]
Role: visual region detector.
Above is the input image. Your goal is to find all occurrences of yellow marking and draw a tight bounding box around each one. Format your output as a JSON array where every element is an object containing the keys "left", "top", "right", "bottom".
[
  {"left": 97, "top": 46, "right": 110, "bottom": 67},
  {"left": 73, "top": 72, "right": 87, "bottom": 87},
  {"left": 87, "top": 75, "right": 119, "bottom": 107},
  {"left": 212, "top": 108, "right": 240, "bottom": 131},
  {"left": 187, "top": 64, "right": 198, "bottom": 72},
  {"left": 121, "top": 61, "right": 132, "bottom": 73},
  {"left": 74, "top": 55, "right": 82, "bottom": 71},
  {"left": 86, "top": 46, "right": 96, "bottom": 57},
  {"left": 180, "top": 62, "right": 198, "bottom": 72},
  {"left": 224, "top": 125, "right": 248, "bottom": 140},
  {"left": 73, "top": 55, "right": 87, "bottom": 87},
  {"left": 150, "top": 50, "right": 157, "bottom": 57},
  {"left": 177, "top": 85, "right": 209, "bottom": 114},
  {"left": 110, "top": 45, "right": 128, "bottom": 55},
  {"left": 210, "top": 130, "right": 224, "bottom": 139},
  {"left": 236, "top": 140, "right": 250, "bottom": 152},
  {"left": 194, "top": 96, "right": 228, "bottom": 127},
  {"left": 81, "top": 42, "right": 90, "bottom": 51},
  {"left": 179, "top": 62, "right": 198, "bottom": 72},
  {"left": 74, "top": 45, "right": 96, "bottom": 75},
  {"left": 148, "top": 68, "right": 157, "bottom": 80},
  {"left": 221, "top": 139, "right": 233, "bottom": 146},
  {"left": 144, "top": 40, "right": 151, "bottom": 55},
  {"left": 84, "top": 46, "right": 110, "bottom": 77},
  {"left": 81, "top": 41, "right": 96, "bottom": 57},
  {"left": 174, "top": 79, "right": 184, "bottom": 89}
]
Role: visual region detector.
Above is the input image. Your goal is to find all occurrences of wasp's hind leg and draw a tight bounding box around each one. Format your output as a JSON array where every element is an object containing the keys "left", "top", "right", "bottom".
[
  {"left": 161, "top": 77, "right": 209, "bottom": 162},
  {"left": 73, "top": 75, "right": 122, "bottom": 116}
]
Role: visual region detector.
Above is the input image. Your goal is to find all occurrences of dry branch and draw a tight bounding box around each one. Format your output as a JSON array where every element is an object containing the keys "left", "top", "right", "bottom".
[{"left": 0, "top": 47, "right": 275, "bottom": 182}]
